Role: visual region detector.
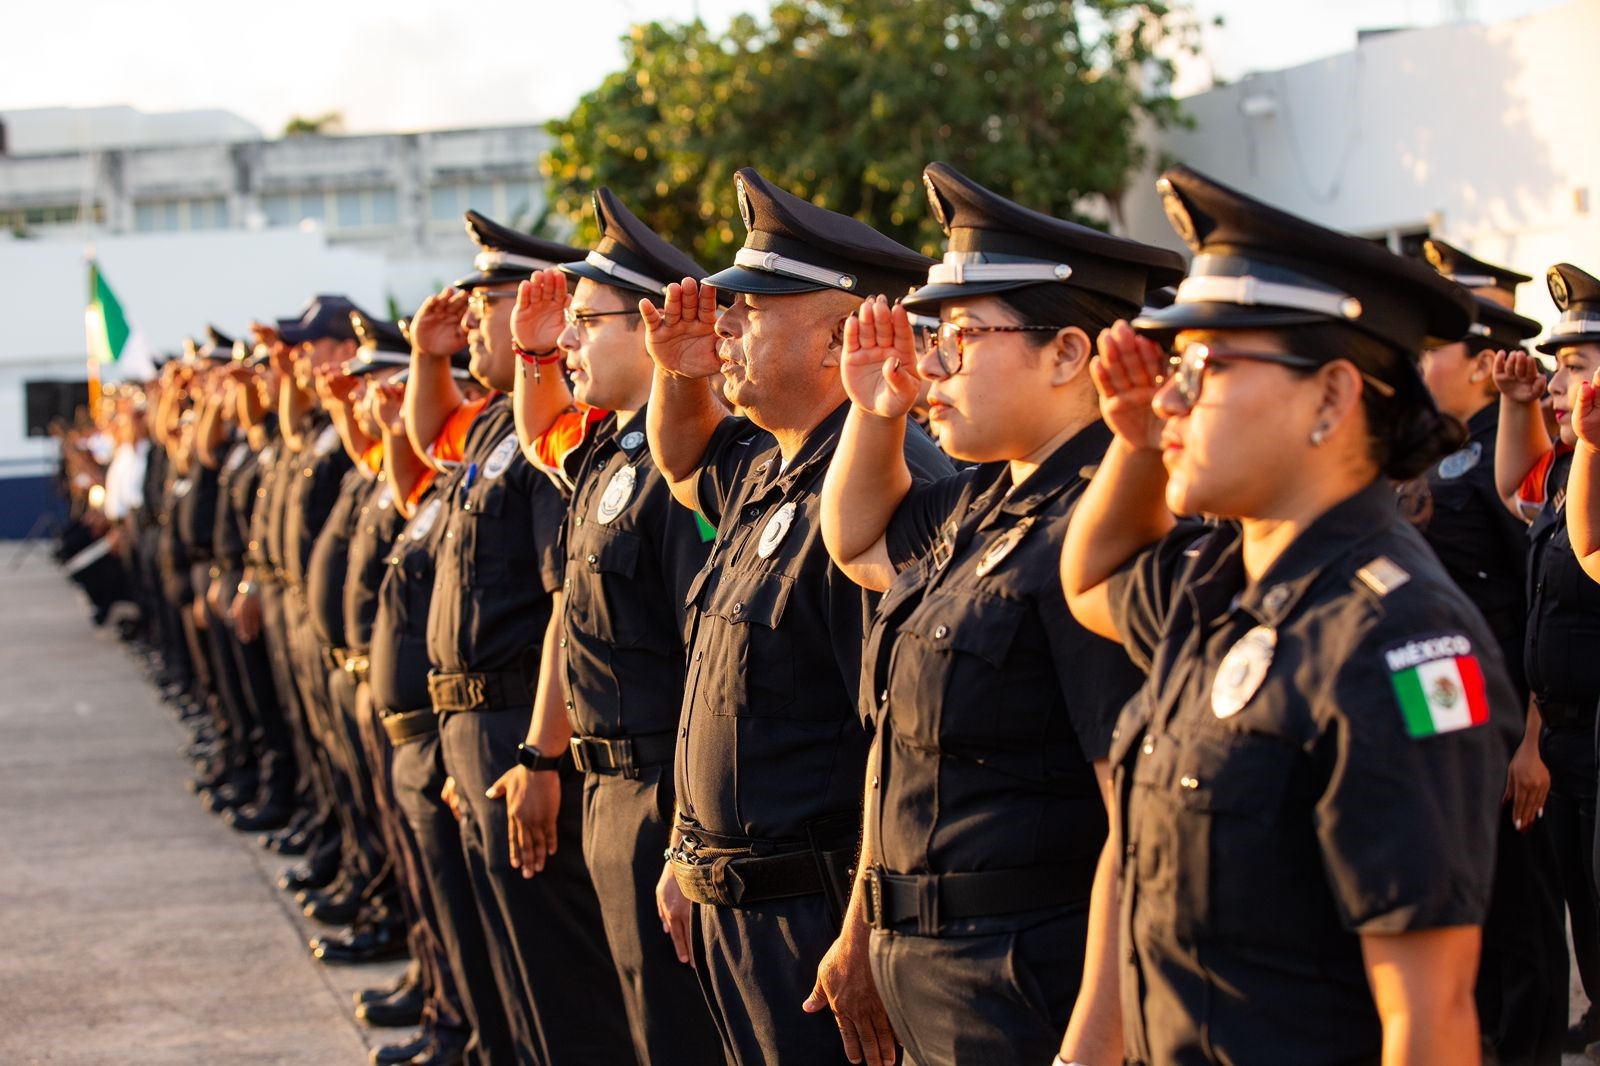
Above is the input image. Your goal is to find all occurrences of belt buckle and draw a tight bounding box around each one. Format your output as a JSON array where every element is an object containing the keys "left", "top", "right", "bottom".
[
  {"left": 465, "top": 675, "right": 486, "bottom": 707},
  {"left": 863, "top": 866, "right": 886, "bottom": 930},
  {"left": 568, "top": 737, "right": 589, "bottom": 773}
]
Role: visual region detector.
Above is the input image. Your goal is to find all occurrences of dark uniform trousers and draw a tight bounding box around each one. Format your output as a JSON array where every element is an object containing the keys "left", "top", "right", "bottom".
[
  {"left": 327, "top": 664, "right": 391, "bottom": 894},
  {"left": 438, "top": 705, "right": 635, "bottom": 1066},
  {"left": 1542, "top": 719, "right": 1600, "bottom": 1003},
  {"left": 199, "top": 573, "right": 259, "bottom": 778},
  {"left": 581, "top": 768, "right": 722, "bottom": 1066},
  {"left": 870, "top": 908, "right": 1088, "bottom": 1066},
  {"left": 224, "top": 591, "right": 293, "bottom": 804},
  {"left": 285, "top": 587, "right": 345, "bottom": 847},
  {"left": 1478, "top": 806, "right": 1568, "bottom": 1065},
  {"left": 259, "top": 579, "right": 323, "bottom": 822}
]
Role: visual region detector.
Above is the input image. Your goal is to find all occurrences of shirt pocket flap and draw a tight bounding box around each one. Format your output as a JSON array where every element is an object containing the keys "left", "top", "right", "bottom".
[
  {"left": 1173, "top": 728, "right": 1295, "bottom": 818},
  {"left": 706, "top": 569, "right": 793, "bottom": 629}
]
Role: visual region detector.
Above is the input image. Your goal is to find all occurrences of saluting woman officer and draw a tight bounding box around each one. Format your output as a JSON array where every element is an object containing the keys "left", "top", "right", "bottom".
[
  {"left": 818, "top": 163, "right": 1183, "bottom": 1065},
  {"left": 1057, "top": 165, "right": 1520, "bottom": 1065}
]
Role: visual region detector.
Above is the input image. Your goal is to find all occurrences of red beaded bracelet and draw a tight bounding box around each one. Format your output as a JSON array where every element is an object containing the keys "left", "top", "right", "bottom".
[{"left": 513, "top": 342, "right": 562, "bottom": 363}]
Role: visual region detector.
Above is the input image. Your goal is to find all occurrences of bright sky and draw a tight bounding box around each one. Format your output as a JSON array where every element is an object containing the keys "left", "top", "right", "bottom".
[{"left": 4, "top": 0, "right": 1572, "bottom": 135}]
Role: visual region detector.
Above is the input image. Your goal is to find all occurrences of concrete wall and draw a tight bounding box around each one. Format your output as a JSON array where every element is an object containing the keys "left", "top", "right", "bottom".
[{"left": 1124, "top": 0, "right": 1600, "bottom": 333}]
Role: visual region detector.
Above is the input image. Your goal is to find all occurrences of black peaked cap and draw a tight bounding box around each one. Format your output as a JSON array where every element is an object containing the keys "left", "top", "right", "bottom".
[
  {"left": 1537, "top": 262, "right": 1600, "bottom": 353},
  {"left": 453, "top": 210, "right": 588, "bottom": 291},
  {"left": 706, "top": 167, "right": 935, "bottom": 298},
  {"left": 343, "top": 311, "right": 411, "bottom": 376},
  {"left": 1463, "top": 294, "right": 1541, "bottom": 352},
  {"left": 560, "top": 187, "right": 708, "bottom": 297},
  {"left": 278, "top": 295, "right": 364, "bottom": 344},
  {"left": 1423, "top": 239, "right": 1531, "bottom": 297},
  {"left": 903, "top": 162, "right": 1185, "bottom": 316},
  {"left": 1134, "top": 165, "right": 1474, "bottom": 358}
]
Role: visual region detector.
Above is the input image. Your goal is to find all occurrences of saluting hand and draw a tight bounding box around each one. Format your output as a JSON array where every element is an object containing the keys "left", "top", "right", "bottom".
[
  {"left": 842, "top": 296, "right": 921, "bottom": 419},
  {"left": 1492, "top": 349, "right": 1547, "bottom": 405},
  {"left": 485, "top": 765, "right": 561, "bottom": 877},
  {"left": 513, "top": 269, "right": 570, "bottom": 354},
  {"left": 1091, "top": 320, "right": 1168, "bottom": 451},
  {"left": 410, "top": 287, "right": 470, "bottom": 359},
  {"left": 373, "top": 382, "right": 407, "bottom": 436},
  {"left": 1573, "top": 368, "right": 1600, "bottom": 451},
  {"left": 641, "top": 277, "right": 722, "bottom": 380}
]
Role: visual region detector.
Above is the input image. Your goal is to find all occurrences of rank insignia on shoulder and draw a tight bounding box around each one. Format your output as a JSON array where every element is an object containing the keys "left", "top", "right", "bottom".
[
  {"left": 1383, "top": 634, "right": 1489, "bottom": 738},
  {"left": 1355, "top": 557, "right": 1410, "bottom": 597}
]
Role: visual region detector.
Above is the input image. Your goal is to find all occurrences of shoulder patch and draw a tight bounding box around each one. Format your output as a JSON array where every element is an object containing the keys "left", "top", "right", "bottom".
[
  {"left": 1382, "top": 632, "right": 1489, "bottom": 738},
  {"left": 1355, "top": 556, "right": 1411, "bottom": 598}
]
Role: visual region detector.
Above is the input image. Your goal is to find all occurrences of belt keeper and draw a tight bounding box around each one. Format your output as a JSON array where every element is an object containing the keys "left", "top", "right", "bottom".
[{"left": 916, "top": 876, "right": 940, "bottom": 935}]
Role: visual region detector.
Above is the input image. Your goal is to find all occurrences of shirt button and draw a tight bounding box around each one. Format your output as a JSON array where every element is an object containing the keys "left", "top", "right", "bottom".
[
  {"left": 694, "top": 651, "right": 702, "bottom": 662},
  {"left": 1180, "top": 776, "right": 1200, "bottom": 790},
  {"left": 732, "top": 602, "right": 744, "bottom": 615},
  {"left": 1141, "top": 735, "right": 1155, "bottom": 755},
  {"left": 871, "top": 776, "right": 879, "bottom": 788},
  {"left": 933, "top": 624, "right": 949, "bottom": 639},
  {"left": 679, "top": 727, "right": 688, "bottom": 738},
  {"left": 587, "top": 553, "right": 598, "bottom": 566},
  {"left": 745, "top": 506, "right": 760, "bottom": 521},
  {"left": 576, "top": 516, "right": 584, "bottom": 527},
  {"left": 564, "top": 699, "right": 574, "bottom": 711},
  {"left": 1112, "top": 728, "right": 1121, "bottom": 741},
  {"left": 879, "top": 689, "right": 888, "bottom": 704},
  {"left": 1124, "top": 843, "right": 1135, "bottom": 860},
  {"left": 563, "top": 578, "right": 571, "bottom": 591},
  {"left": 558, "top": 637, "right": 567, "bottom": 648}
]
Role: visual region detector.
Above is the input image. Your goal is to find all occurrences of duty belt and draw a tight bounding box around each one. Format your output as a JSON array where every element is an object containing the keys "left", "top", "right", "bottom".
[
  {"left": 427, "top": 669, "right": 534, "bottom": 714},
  {"left": 381, "top": 708, "right": 438, "bottom": 746},
  {"left": 1538, "top": 697, "right": 1594, "bottom": 730},
  {"left": 569, "top": 730, "right": 675, "bottom": 779},
  {"left": 672, "top": 845, "right": 857, "bottom": 908},
  {"left": 861, "top": 860, "right": 1096, "bottom": 935}
]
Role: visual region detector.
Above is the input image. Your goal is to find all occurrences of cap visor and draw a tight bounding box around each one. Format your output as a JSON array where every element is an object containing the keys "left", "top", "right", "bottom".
[
  {"left": 1130, "top": 302, "right": 1327, "bottom": 340},
  {"left": 703, "top": 264, "right": 828, "bottom": 296},
  {"left": 452, "top": 269, "right": 527, "bottom": 292},
  {"left": 1536, "top": 332, "right": 1600, "bottom": 354},
  {"left": 901, "top": 279, "right": 1037, "bottom": 316}
]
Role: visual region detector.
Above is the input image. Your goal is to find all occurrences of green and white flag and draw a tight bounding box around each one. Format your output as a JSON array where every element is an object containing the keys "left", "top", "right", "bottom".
[{"left": 85, "top": 260, "right": 159, "bottom": 379}]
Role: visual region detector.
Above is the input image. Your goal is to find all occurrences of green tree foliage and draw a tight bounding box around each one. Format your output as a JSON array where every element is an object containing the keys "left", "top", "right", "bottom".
[
  {"left": 543, "top": 0, "right": 1201, "bottom": 265},
  {"left": 282, "top": 111, "right": 346, "bottom": 137}
]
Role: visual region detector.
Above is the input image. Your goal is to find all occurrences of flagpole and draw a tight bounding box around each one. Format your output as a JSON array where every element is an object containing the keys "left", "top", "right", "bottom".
[{"left": 85, "top": 249, "right": 102, "bottom": 417}]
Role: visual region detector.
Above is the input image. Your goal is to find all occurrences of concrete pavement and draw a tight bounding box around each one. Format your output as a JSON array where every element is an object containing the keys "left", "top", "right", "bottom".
[{"left": 0, "top": 552, "right": 404, "bottom": 1065}]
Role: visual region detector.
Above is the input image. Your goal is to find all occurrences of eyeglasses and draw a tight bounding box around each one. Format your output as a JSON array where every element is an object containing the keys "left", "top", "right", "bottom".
[
  {"left": 564, "top": 307, "right": 641, "bottom": 330},
  {"left": 930, "top": 321, "right": 1065, "bottom": 378},
  {"left": 466, "top": 290, "right": 517, "bottom": 316},
  {"left": 1162, "top": 342, "right": 1396, "bottom": 412}
]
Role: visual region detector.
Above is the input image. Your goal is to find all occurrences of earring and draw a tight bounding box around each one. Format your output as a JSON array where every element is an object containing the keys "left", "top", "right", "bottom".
[{"left": 1310, "top": 424, "right": 1329, "bottom": 446}]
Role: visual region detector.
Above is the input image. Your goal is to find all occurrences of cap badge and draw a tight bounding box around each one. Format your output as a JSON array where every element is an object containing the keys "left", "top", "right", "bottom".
[
  {"left": 1423, "top": 241, "right": 1445, "bottom": 271},
  {"left": 1549, "top": 267, "right": 1571, "bottom": 310},
  {"left": 1212, "top": 625, "right": 1276, "bottom": 719},
  {"left": 923, "top": 173, "right": 951, "bottom": 233},
  {"left": 1156, "top": 177, "right": 1198, "bottom": 248},
  {"left": 975, "top": 516, "right": 1035, "bottom": 578},
  {"left": 736, "top": 175, "right": 754, "bottom": 232},
  {"left": 596, "top": 465, "right": 637, "bottom": 525},
  {"left": 756, "top": 501, "right": 797, "bottom": 559}
]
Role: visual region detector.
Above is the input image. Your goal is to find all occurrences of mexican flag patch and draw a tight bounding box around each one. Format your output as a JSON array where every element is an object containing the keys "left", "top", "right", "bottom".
[{"left": 1383, "top": 635, "right": 1490, "bottom": 738}]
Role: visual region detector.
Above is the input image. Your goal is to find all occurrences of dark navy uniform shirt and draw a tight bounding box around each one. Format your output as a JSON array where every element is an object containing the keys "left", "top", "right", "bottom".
[
  {"left": 305, "top": 463, "right": 367, "bottom": 649},
  {"left": 344, "top": 470, "right": 404, "bottom": 656},
  {"left": 1524, "top": 449, "right": 1600, "bottom": 710},
  {"left": 1401, "top": 402, "right": 1529, "bottom": 694},
  {"left": 560, "top": 407, "right": 712, "bottom": 740},
  {"left": 175, "top": 454, "right": 221, "bottom": 559},
  {"left": 865, "top": 423, "right": 1140, "bottom": 917},
  {"left": 675, "top": 401, "right": 951, "bottom": 846},
  {"left": 1106, "top": 482, "right": 1518, "bottom": 1064},
  {"left": 426, "top": 395, "right": 568, "bottom": 679},
  {"left": 213, "top": 437, "right": 257, "bottom": 573},
  {"left": 370, "top": 476, "right": 454, "bottom": 714},
  {"left": 283, "top": 417, "right": 352, "bottom": 591}
]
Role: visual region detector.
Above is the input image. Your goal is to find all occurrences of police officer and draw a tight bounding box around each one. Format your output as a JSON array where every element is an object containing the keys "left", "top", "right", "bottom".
[
  {"left": 642, "top": 167, "right": 951, "bottom": 1066},
  {"left": 1412, "top": 244, "right": 1567, "bottom": 1063},
  {"left": 485, "top": 188, "right": 723, "bottom": 1066},
  {"left": 406, "top": 211, "right": 633, "bottom": 1066},
  {"left": 1057, "top": 165, "right": 1519, "bottom": 1063},
  {"left": 1495, "top": 262, "right": 1600, "bottom": 1055},
  {"left": 819, "top": 164, "right": 1183, "bottom": 1065},
  {"left": 365, "top": 349, "right": 489, "bottom": 1066}
]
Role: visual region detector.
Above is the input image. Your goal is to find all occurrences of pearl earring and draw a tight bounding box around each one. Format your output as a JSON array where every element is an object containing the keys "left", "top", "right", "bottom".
[{"left": 1310, "top": 424, "right": 1329, "bottom": 446}]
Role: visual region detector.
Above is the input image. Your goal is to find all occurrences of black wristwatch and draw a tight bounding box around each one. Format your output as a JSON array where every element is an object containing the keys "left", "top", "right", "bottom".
[{"left": 516, "top": 743, "right": 567, "bottom": 772}]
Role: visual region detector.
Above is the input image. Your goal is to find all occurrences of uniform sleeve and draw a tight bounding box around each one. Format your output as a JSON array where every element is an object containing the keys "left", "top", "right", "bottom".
[
  {"left": 530, "top": 479, "right": 567, "bottom": 596},
  {"left": 884, "top": 468, "right": 974, "bottom": 573},
  {"left": 693, "top": 416, "right": 766, "bottom": 528},
  {"left": 1515, "top": 447, "right": 1556, "bottom": 511},
  {"left": 1312, "top": 601, "right": 1516, "bottom": 934},
  {"left": 528, "top": 406, "right": 607, "bottom": 496},
  {"left": 1105, "top": 521, "right": 1213, "bottom": 673},
  {"left": 1040, "top": 585, "right": 1144, "bottom": 761},
  {"left": 427, "top": 396, "right": 489, "bottom": 467}
]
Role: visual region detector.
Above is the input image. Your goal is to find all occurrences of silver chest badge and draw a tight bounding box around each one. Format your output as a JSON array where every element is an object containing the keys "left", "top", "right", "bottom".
[
  {"left": 757, "top": 502, "right": 797, "bottom": 559},
  {"left": 482, "top": 434, "right": 519, "bottom": 480},
  {"left": 1437, "top": 441, "right": 1482, "bottom": 480},
  {"left": 596, "top": 465, "right": 637, "bottom": 525},
  {"left": 407, "top": 498, "right": 442, "bottom": 542},
  {"left": 1211, "top": 625, "right": 1277, "bottom": 719},
  {"left": 975, "top": 516, "right": 1035, "bottom": 578}
]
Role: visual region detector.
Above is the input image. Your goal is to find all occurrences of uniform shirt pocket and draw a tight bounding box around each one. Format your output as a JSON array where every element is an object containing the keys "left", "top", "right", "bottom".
[
  {"left": 890, "top": 590, "right": 1025, "bottom": 750},
  {"left": 702, "top": 569, "right": 799, "bottom": 717},
  {"left": 461, "top": 481, "right": 509, "bottom": 586}
]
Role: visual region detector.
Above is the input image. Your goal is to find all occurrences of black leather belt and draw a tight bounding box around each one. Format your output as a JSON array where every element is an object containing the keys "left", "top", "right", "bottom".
[
  {"left": 427, "top": 669, "right": 534, "bottom": 714},
  {"left": 569, "top": 730, "right": 675, "bottom": 778},
  {"left": 382, "top": 708, "right": 438, "bottom": 746},
  {"left": 672, "top": 846, "right": 856, "bottom": 908},
  {"left": 862, "top": 861, "right": 1096, "bottom": 934}
]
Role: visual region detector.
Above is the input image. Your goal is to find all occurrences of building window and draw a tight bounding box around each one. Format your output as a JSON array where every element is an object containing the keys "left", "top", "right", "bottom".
[
  {"left": 428, "top": 181, "right": 543, "bottom": 225},
  {"left": 2, "top": 203, "right": 102, "bottom": 232},
  {"left": 133, "top": 197, "right": 227, "bottom": 232},
  {"left": 326, "top": 187, "right": 400, "bottom": 230},
  {"left": 261, "top": 191, "right": 329, "bottom": 227}
]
